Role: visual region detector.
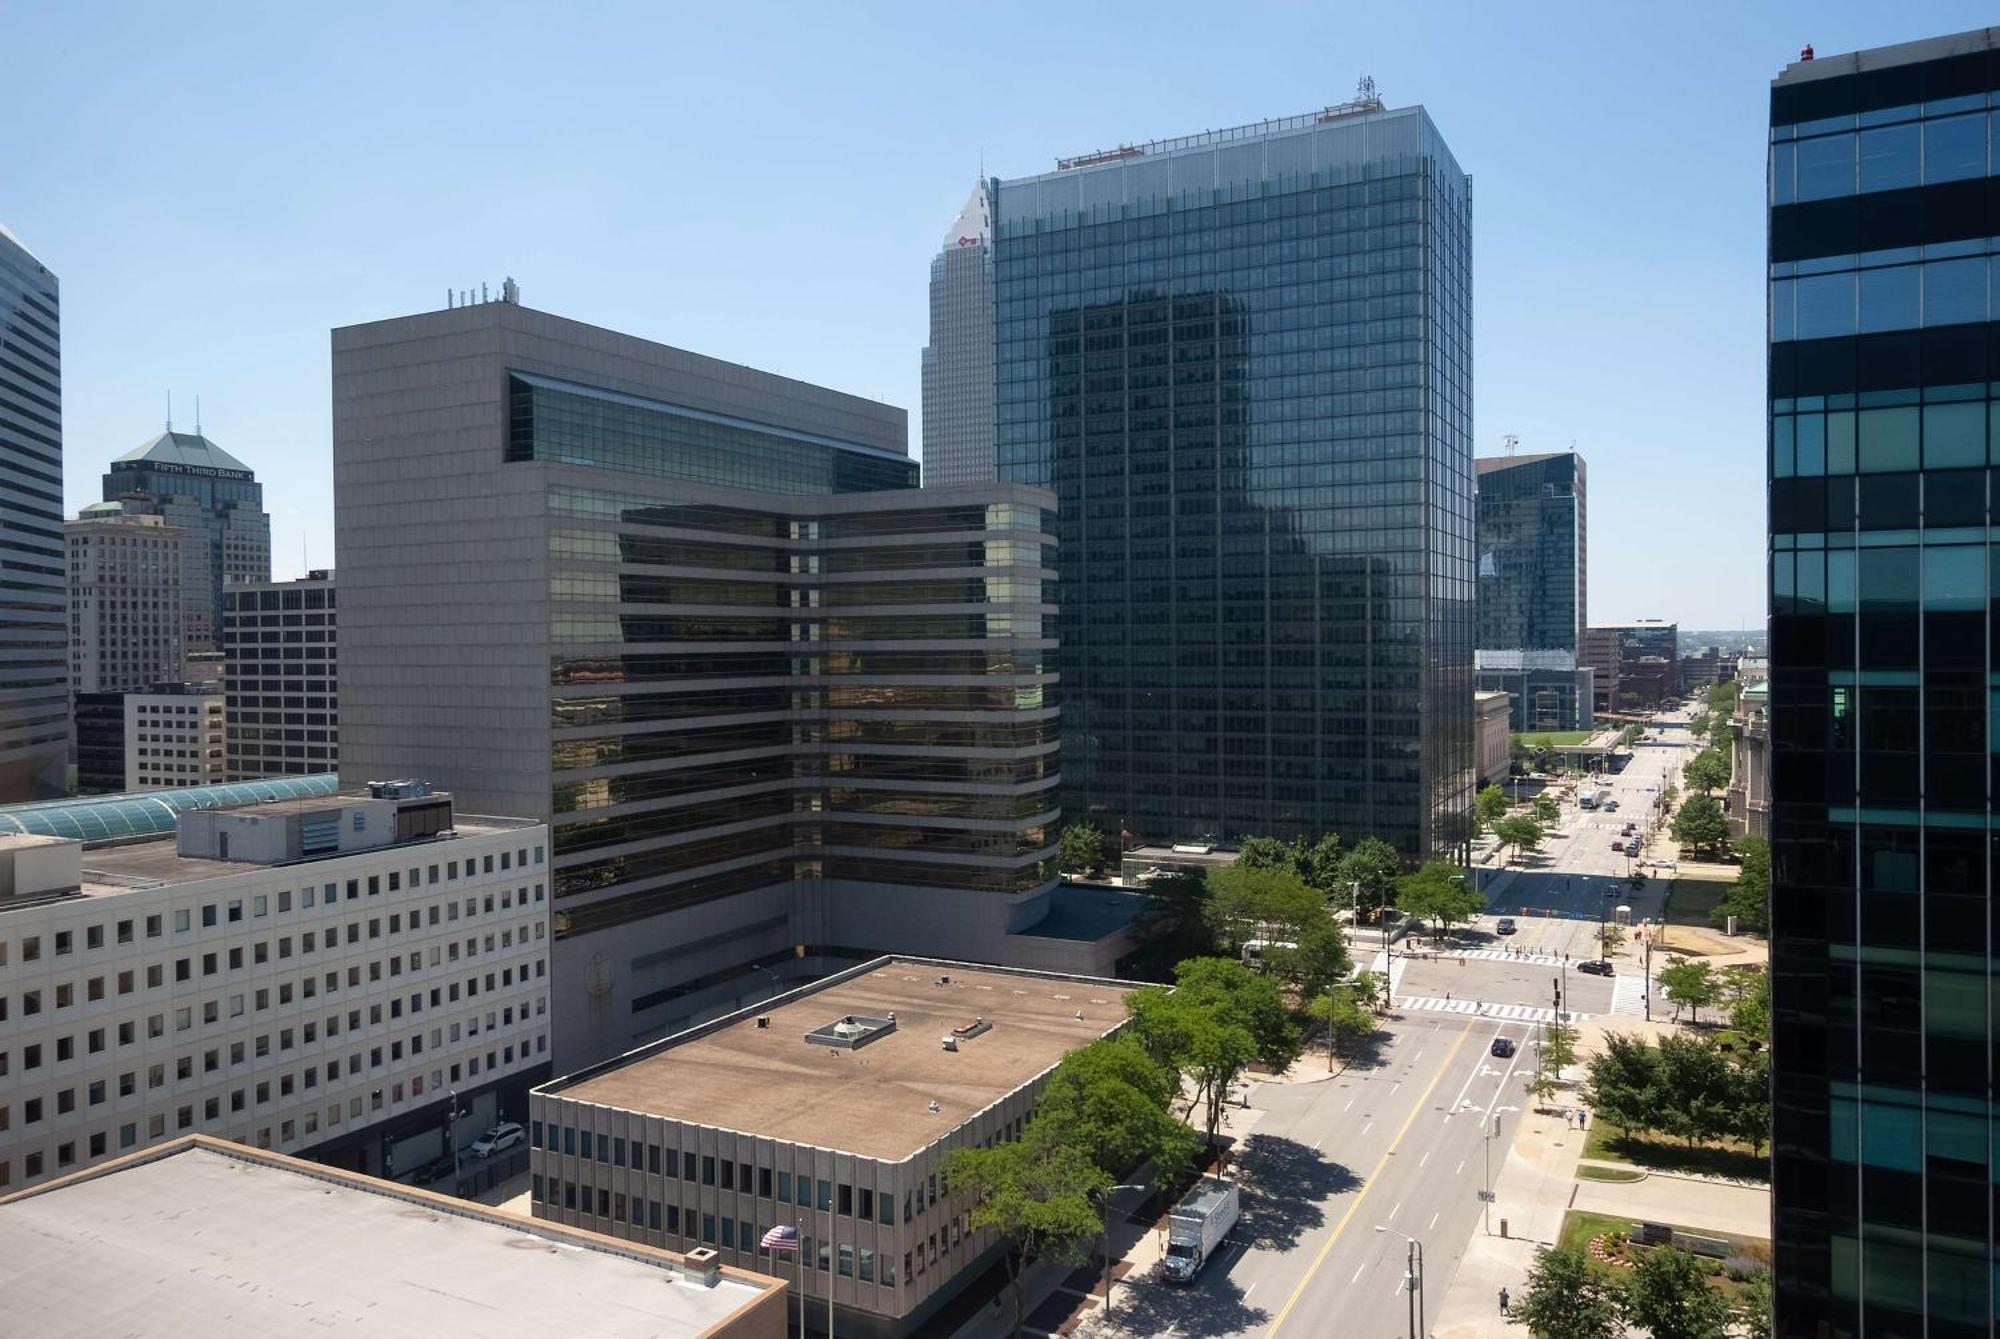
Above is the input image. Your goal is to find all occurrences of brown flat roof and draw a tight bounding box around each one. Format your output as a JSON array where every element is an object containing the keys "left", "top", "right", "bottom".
[{"left": 555, "top": 960, "right": 1136, "bottom": 1161}]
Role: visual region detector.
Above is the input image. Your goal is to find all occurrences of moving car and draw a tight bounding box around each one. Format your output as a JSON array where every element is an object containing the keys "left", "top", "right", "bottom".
[
  {"left": 1611, "top": 839, "right": 1624, "bottom": 853},
  {"left": 470, "top": 1122, "right": 525, "bottom": 1158},
  {"left": 1490, "top": 1036, "right": 1517, "bottom": 1058},
  {"left": 1494, "top": 917, "right": 1517, "bottom": 935},
  {"left": 1603, "top": 799, "right": 1619, "bottom": 812},
  {"left": 1577, "top": 960, "right": 1615, "bottom": 977}
]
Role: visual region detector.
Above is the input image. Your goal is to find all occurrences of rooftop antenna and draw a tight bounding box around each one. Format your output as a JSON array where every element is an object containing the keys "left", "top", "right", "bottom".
[
  {"left": 195, "top": 396, "right": 202, "bottom": 436},
  {"left": 1502, "top": 433, "right": 1518, "bottom": 456}
]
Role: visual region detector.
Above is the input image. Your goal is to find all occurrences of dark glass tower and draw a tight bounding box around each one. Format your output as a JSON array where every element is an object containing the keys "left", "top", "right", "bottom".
[
  {"left": 0, "top": 225, "right": 69, "bottom": 802},
  {"left": 991, "top": 99, "right": 1475, "bottom": 855},
  {"left": 1766, "top": 30, "right": 1999, "bottom": 1336},
  {"left": 1474, "top": 452, "right": 1590, "bottom": 731}
]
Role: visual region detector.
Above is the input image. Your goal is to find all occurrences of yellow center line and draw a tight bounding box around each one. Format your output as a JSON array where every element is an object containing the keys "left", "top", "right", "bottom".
[{"left": 1265, "top": 1020, "right": 1475, "bottom": 1337}]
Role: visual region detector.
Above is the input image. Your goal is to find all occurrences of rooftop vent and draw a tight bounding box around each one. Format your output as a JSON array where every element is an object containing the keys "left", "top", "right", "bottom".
[
  {"left": 365, "top": 779, "right": 433, "bottom": 799},
  {"left": 804, "top": 1012, "right": 897, "bottom": 1051},
  {"left": 680, "top": 1247, "right": 721, "bottom": 1287},
  {"left": 951, "top": 1017, "right": 992, "bottom": 1042}
]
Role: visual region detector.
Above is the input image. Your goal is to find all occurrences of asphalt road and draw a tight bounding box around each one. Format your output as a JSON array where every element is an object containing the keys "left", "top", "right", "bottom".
[{"left": 1096, "top": 1013, "right": 1534, "bottom": 1339}]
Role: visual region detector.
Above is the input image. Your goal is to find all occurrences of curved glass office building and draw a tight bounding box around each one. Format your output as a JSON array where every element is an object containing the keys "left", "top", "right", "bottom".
[{"left": 988, "top": 101, "right": 1476, "bottom": 855}]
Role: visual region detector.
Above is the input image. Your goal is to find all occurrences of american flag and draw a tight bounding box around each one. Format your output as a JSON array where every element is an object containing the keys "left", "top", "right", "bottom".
[{"left": 760, "top": 1223, "right": 800, "bottom": 1253}]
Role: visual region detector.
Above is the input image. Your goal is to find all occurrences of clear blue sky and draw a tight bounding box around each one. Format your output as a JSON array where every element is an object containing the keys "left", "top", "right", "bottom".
[{"left": 6, "top": 2, "right": 1990, "bottom": 628}]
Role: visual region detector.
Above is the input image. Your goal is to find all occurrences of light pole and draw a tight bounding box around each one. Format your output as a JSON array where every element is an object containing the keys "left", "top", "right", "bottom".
[
  {"left": 1481, "top": 1111, "right": 1515, "bottom": 1235},
  {"left": 1374, "top": 1227, "right": 1424, "bottom": 1339},
  {"left": 1098, "top": 1183, "right": 1148, "bottom": 1311},
  {"left": 447, "top": 1087, "right": 461, "bottom": 1192}
]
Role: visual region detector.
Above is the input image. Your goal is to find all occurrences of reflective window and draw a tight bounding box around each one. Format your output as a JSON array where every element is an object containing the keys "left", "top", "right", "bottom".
[
  {"left": 1796, "top": 272, "right": 1856, "bottom": 339},
  {"left": 1857, "top": 407, "right": 1919, "bottom": 473},
  {"left": 1922, "top": 113, "right": 1987, "bottom": 184},
  {"left": 1858, "top": 123, "right": 1919, "bottom": 193},
  {"left": 1796, "top": 133, "right": 1855, "bottom": 200},
  {"left": 1923, "top": 257, "right": 1987, "bottom": 326},
  {"left": 1922, "top": 403, "right": 1985, "bottom": 469},
  {"left": 1858, "top": 266, "right": 1918, "bottom": 333}
]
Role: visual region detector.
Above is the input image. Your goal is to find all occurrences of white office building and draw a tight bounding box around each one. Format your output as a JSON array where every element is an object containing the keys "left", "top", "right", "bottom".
[
  {"left": 124, "top": 685, "right": 224, "bottom": 790},
  {"left": 0, "top": 780, "right": 550, "bottom": 1193}
]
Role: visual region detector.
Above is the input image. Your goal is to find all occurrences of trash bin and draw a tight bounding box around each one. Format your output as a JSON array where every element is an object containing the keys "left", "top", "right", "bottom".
[{"left": 1499, "top": 1218, "right": 1509, "bottom": 1239}]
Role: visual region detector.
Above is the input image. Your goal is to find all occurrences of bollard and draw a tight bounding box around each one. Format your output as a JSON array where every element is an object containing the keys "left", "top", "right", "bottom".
[{"left": 1499, "top": 1218, "right": 1509, "bottom": 1239}]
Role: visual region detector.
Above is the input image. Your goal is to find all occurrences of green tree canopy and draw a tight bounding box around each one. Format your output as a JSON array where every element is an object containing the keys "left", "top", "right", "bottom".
[
  {"left": 1670, "top": 793, "right": 1729, "bottom": 856},
  {"left": 1127, "top": 870, "right": 1219, "bottom": 980},
  {"left": 1491, "top": 814, "right": 1546, "bottom": 865},
  {"left": 1233, "top": 835, "right": 1294, "bottom": 871},
  {"left": 1059, "top": 822, "right": 1108, "bottom": 876},
  {"left": 1727, "top": 968, "right": 1770, "bottom": 1046},
  {"left": 1304, "top": 986, "right": 1374, "bottom": 1073},
  {"left": 1205, "top": 863, "right": 1330, "bottom": 953},
  {"left": 1127, "top": 957, "right": 1297, "bottom": 1145},
  {"left": 1712, "top": 835, "right": 1769, "bottom": 934},
  {"left": 1622, "top": 1243, "right": 1735, "bottom": 1339},
  {"left": 1531, "top": 794, "right": 1562, "bottom": 826},
  {"left": 944, "top": 1138, "right": 1109, "bottom": 1338},
  {"left": 1727, "top": 1045, "right": 1772, "bottom": 1156},
  {"left": 1264, "top": 922, "right": 1352, "bottom": 999},
  {"left": 1658, "top": 956, "right": 1722, "bottom": 1025},
  {"left": 1476, "top": 783, "right": 1511, "bottom": 829},
  {"left": 1291, "top": 833, "right": 1345, "bottom": 900},
  {"left": 1349, "top": 968, "right": 1388, "bottom": 1015},
  {"left": 1336, "top": 837, "right": 1402, "bottom": 920},
  {"left": 1652, "top": 1031, "right": 1737, "bottom": 1147},
  {"left": 1507, "top": 1245, "right": 1625, "bottom": 1339},
  {"left": 1033, "top": 1036, "right": 1199, "bottom": 1183},
  {"left": 1683, "top": 747, "right": 1731, "bottom": 795},
  {"left": 1395, "top": 860, "right": 1483, "bottom": 940},
  {"left": 1582, "top": 1031, "right": 1665, "bottom": 1139}
]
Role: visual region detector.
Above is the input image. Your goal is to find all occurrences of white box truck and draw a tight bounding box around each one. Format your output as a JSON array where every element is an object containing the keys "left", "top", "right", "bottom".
[{"left": 1162, "top": 1178, "right": 1240, "bottom": 1283}]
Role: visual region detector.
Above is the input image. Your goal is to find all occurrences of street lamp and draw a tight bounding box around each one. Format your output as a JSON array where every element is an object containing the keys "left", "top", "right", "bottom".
[
  {"left": 1482, "top": 1110, "right": 1516, "bottom": 1235},
  {"left": 447, "top": 1087, "right": 461, "bottom": 1192},
  {"left": 1374, "top": 1226, "right": 1425, "bottom": 1339},
  {"left": 1098, "top": 1184, "right": 1148, "bottom": 1312}
]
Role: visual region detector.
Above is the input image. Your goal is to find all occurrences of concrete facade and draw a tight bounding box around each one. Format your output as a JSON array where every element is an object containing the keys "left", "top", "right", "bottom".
[
  {"left": 223, "top": 570, "right": 336, "bottom": 779},
  {"left": 531, "top": 957, "right": 1136, "bottom": 1339},
  {"left": 1726, "top": 681, "right": 1768, "bottom": 840},
  {"left": 333, "top": 300, "right": 1108, "bottom": 1071},
  {"left": 124, "top": 683, "right": 224, "bottom": 789},
  {"left": 65, "top": 508, "right": 185, "bottom": 695},
  {"left": 0, "top": 788, "right": 550, "bottom": 1193},
  {"left": 1474, "top": 689, "right": 1511, "bottom": 785}
]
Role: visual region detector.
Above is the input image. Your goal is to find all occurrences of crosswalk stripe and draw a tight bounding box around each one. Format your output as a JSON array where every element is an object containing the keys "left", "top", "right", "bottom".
[{"left": 1393, "top": 996, "right": 1595, "bottom": 1024}]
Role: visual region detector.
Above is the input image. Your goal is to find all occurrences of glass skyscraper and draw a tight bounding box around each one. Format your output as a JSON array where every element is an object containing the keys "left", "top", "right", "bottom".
[
  {"left": 921, "top": 182, "right": 997, "bottom": 486},
  {"left": 1474, "top": 451, "right": 1591, "bottom": 731},
  {"left": 1766, "top": 30, "right": 1999, "bottom": 1336},
  {"left": 0, "top": 225, "right": 69, "bottom": 802},
  {"left": 990, "top": 99, "right": 1475, "bottom": 855}
]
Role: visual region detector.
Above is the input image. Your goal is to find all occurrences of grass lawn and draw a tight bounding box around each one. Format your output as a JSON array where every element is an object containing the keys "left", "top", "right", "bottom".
[
  {"left": 1558, "top": 1209, "right": 1632, "bottom": 1255},
  {"left": 1576, "top": 1163, "right": 1647, "bottom": 1183},
  {"left": 1517, "top": 730, "right": 1594, "bottom": 748},
  {"left": 1582, "top": 1122, "right": 1770, "bottom": 1184},
  {"left": 1662, "top": 875, "right": 1732, "bottom": 929},
  {"left": 1556, "top": 1211, "right": 1772, "bottom": 1295}
]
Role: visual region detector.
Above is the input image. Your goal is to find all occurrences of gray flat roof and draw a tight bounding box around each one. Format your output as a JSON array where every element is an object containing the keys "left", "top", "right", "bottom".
[
  {"left": 550, "top": 958, "right": 1137, "bottom": 1161},
  {"left": 0, "top": 1139, "right": 779, "bottom": 1338}
]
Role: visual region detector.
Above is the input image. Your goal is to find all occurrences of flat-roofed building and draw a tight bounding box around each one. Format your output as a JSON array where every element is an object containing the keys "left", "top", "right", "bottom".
[
  {"left": 223, "top": 569, "right": 335, "bottom": 779},
  {"left": 0, "top": 1134, "right": 787, "bottom": 1339},
  {"left": 1474, "top": 689, "right": 1512, "bottom": 785},
  {"left": 124, "top": 682, "right": 224, "bottom": 789},
  {"left": 65, "top": 506, "right": 185, "bottom": 695},
  {"left": 0, "top": 779, "right": 550, "bottom": 1193},
  {"left": 530, "top": 956, "right": 1138, "bottom": 1338}
]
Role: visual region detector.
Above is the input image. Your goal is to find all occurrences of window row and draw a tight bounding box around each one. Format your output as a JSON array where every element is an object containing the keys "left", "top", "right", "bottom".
[
  {"left": 1772, "top": 111, "right": 1997, "bottom": 205},
  {"left": 1772, "top": 256, "right": 2000, "bottom": 341},
  {"left": 1772, "top": 400, "right": 2000, "bottom": 476}
]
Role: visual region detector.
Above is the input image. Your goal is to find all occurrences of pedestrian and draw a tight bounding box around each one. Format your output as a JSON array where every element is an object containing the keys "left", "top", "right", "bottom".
[
  {"left": 1499, "top": 1286, "right": 1510, "bottom": 1313},
  {"left": 1578, "top": 1109, "right": 1588, "bottom": 1131}
]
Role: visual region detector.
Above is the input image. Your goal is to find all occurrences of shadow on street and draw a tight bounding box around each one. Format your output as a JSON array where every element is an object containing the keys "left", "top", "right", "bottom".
[
  {"left": 1091, "top": 1270, "right": 1269, "bottom": 1338},
  {"left": 1232, "top": 1132, "right": 1360, "bottom": 1252}
]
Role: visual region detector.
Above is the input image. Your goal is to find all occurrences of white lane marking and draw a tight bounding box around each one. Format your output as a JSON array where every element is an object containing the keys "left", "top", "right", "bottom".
[
  {"left": 1445, "top": 1024, "right": 1507, "bottom": 1116},
  {"left": 1361, "top": 1121, "right": 1374, "bottom": 1137},
  {"left": 1387, "top": 1200, "right": 1400, "bottom": 1220},
  {"left": 1244, "top": 1282, "right": 1256, "bottom": 1299},
  {"left": 1455, "top": 1160, "right": 1465, "bottom": 1176},
  {"left": 1428, "top": 1211, "right": 1440, "bottom": 1231},
  {"left": 1418, "top": 1150, "right": 1430, "bottom": 1168},
  {"left": 1413, "top": 1050, "right": 1425, "bottom": 1063},
  {"left": 1344, "top": 1097, "right": 1356, "bottom": 1112},
  {"left": 1350, "top": 1261, "right": 1368, "bottom": 1284}
]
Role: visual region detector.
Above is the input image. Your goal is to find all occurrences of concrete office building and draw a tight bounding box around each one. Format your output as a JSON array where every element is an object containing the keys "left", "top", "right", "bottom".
[
  {"left": 0, "top": 779, "right": 550, "bottom": 1194},
  {"left": 1724, "top": 680, "right": 1767, "bottom": 841},
  {"left": 65, "top": 506, "right": 185, "bottom": 694},
  {"left": 1473, "top": 452, "right": 1592, "bottom": 731},
  {"left": 985, "top": 94, "right": 1477, "bottom": 856},
  {"left": 125, "top": 683, "right": 225, "bottom": 790},
  {"left": 1474, "top": 689, "right": 1511, "bottom": 785},
  {"left": 0, "top": 226, "right": 70, "bottom": 803},
  {"left": 920, "top": 182, "right": 997, "bottom": 486},
  {"left": 1582, "top": 619, "right": 1679, "bottom": 714},
  {"left": 335, "top": 298, "right": 1111, "bottom": 1069},
  {"left": 0, "top": 1135, "right": 787, "bottom": 1339},
  {"left": 530, "top": 957, "right": 1136, "bottom": 1339},
  {"left": 101, "top": 427, "right": 270, "bottom": 653},
  {"left": 1767, "top": 30, "right": 2000, "bottom": 1334},
  {"left": 223, "top": 570, "right": 336, "bottom": 779}
]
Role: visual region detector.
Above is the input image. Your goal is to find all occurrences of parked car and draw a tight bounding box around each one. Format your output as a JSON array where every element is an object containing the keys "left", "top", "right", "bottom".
[
  {"left": 1577, "top": 960, "right": 1615, "bottom": 977},
  {"left": 1490, "top": 1036, "right": 1517, "bottom": 1058},
  {"left": 470, "top": 1122, "right": 525, "bottom": 1158},
  {"left": 1603, "top": 799, "right": 1619, "bottom": 812},
  {"left": 1494, "top": 917, "right": 1517, "bottom": 936},
  {"left": 1611, "top": 839, "right": 1624, "bottom": 853},
  {"left": 1622, "top": 823, "right": 1636, "bottom": 836}
]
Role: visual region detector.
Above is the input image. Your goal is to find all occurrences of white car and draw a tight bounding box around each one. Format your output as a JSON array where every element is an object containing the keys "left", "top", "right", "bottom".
[{"left": 470, "top": 1121, "right": 525, "bottom": 1158}]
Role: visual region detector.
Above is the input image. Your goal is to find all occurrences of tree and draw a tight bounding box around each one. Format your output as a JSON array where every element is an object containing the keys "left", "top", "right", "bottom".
[
  {"left": 1059, "top": 822, "right": 1108, "bottom": 877},
  {"left": 1531, "top": 794, "right": 1561, "bottom": 826},
  {"left": 945, "top": 1137, "right": 1109, "bottom": 1338},
  {"left": 1622, "top": 1243, "right": 1734, "bottom": 1339},
  {"left": 1205, "top": 864, "right": 1328, "bottom": 951},
  {"left": 1492, "top": 815, "right": 1546, "bottom": 865},
  {"left": 1540, "top": 1020, "right": 1581, "bottom": 1080},
  {"left": 1727, "top": 968, "right": 1770, "bottom": 1047},
  {"left": 1266, "top": 922, "right": 1352, "bottom": 999},
  {"left": 1476, "top": 783, "right": 1511, "bottom": 830},
  {"left": 1349, "top": 968, "right": 1388, "bottom": 1015},
  {"left": 1711, "top": 836, "right": 1769, "bottom": 934},
  {"left": 1683, "top": 748, "right": 1731, "bottom": 795},
  {"left": 1507, "top": 1245, "right": 1625, "bottom": 1339},
  {"left": 1658, "top": 956, "right": 1722, "bottom": 1025},
  {"left": 1395, "top": 861, "right": 1483, "bottom": 941},
  {"left": 1597, "top": 922, "right": 1625, "bottom": 958},
  {"left": 1234, "top": 835, "right": 1293, "bottom": 871},
  {"left": 1337, "top": 838, "right": 1402, "bottom": 921},
  {"left": 1032, "top": 1036, "right": 1199, "bottom": 1183},
  {"left": 1671, "top": 794, "right": 1729, "bottom": 857},
  {"left": 1128, "top": 958, "right": 1297, "bottom": 1147},
  {"left": 1653, "top": 1031, "right": 1737, "bottom": 1147},
  {"left": 1727, "top": 1045, "right": 1772, "bottom": 1157},
  {"left": 1735, "top": 1269, "right": 1773, "bottom": 1339},
  {"left": 1583, "top": 1031, "right": 1665, "bottom": 1140},
  {"left": 1304, "top": 986, "right": 1374, "bottom": 1072},
  {"left": 1291, "top": 833, "right": 1345, "bottom": 902}
]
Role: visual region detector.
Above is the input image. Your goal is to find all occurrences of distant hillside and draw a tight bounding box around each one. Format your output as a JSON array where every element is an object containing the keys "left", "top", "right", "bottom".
[{"left": 1679, "top": 628, "right": 1766, "bottom": 655}]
